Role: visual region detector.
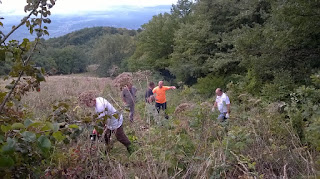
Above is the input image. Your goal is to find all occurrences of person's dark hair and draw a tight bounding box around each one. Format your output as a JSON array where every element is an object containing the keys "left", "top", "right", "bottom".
[{"left": 149, "top": 82, "right": 155, "bottom": 87}]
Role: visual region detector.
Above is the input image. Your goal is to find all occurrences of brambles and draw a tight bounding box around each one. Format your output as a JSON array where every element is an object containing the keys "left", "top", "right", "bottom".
[
  {"left": 112, "top": 72, "right": 133, "bottom": 90},
  {"left": 174, "top": 102, "right": 195, "bottom": 114}
]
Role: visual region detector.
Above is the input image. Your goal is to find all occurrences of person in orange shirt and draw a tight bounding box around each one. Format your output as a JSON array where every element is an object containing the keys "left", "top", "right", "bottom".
[{"left": 152, "top": 81, "right": 176, "bottom": 119}]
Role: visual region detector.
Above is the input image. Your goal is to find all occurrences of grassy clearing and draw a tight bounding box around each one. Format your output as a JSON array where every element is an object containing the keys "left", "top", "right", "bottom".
[
  {"left": 19, "top": 75, "right": 111, "bottom": 117},
  {"left": 8, "top": 74, "right": 318, "bottom": 178}
]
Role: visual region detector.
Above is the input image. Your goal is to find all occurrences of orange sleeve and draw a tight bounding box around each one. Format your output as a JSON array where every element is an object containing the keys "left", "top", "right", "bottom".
[
  {"left": 164, "top": 86, "right": 171, "bottom": 91},
  {"left": 152, "top": 87, "right": 157, "bottom": 93}
]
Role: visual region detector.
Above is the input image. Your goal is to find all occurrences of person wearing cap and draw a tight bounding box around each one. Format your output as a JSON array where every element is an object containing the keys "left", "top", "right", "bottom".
[
  {"left": 79, "top": 91, "right": 133, "bottom": 154},
  {"left": 212, "top": 88, "right": 231, "bottom": 122},
  {"left": 152, "top": 81, "right": 176, "bottom": 119}
]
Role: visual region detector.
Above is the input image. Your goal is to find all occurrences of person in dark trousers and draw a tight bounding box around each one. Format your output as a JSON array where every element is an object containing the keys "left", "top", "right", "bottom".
[
  {"left": 145, "top": 81, "right": 155, "bottom": 103},
  {"left": 121, "top": 82, "right": 137, "bottom": 122},
  {"left": 79, "top": 91, "right": 133, "bottom": 154},
  {"left": 152, "top": 81, "right": 176, "bottom": 119}
]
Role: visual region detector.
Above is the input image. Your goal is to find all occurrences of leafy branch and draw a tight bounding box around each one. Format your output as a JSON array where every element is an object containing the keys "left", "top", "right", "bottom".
[
  {"left": 0, "top": 0, "right": 55, "bottom": 113},
  {"left": 0, "top": 6, "right": 38, "bottom": 45},
  {"left": 0, "top": 39, "right": 40, "bottom": 113}
]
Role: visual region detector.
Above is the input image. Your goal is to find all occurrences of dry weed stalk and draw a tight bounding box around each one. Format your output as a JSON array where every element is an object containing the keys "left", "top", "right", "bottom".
[{"left": 113, "top": 72, "right": 133, "bottom": 90}]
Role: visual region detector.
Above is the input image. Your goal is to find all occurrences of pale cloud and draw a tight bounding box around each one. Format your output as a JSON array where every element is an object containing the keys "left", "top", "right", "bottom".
[{"left": 0, "top": 0, "right": 177, "bottom": 15}]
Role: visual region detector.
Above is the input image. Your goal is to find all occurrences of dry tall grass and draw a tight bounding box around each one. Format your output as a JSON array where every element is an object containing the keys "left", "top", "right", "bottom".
[
  {"left": 20, "top": 75, "right": 112, "bottom": 116},
  {"left": 4, "top": 74, "right": 317, "bottom": 178}
]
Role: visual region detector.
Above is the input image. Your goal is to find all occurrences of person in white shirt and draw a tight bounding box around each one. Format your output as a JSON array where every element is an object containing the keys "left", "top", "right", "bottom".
[
  {"left": 212, "top": 88, "right": 231, "bottom": 122},
  {"left": 79, "top": 91, "right": 132, "bottom": 153}
]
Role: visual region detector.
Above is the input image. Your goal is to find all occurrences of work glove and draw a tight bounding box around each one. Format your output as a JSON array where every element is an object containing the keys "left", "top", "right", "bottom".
[
  {"left": 211, "top": 107, "right": 215, "bottom": 112},
  {"left": 225, "top": 113, "right": 230, "bottom": 119}
]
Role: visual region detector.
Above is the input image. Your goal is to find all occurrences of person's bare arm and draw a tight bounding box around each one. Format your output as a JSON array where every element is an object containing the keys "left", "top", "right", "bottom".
[
  {"left": 212, "top": 101, "right": 217, "bottom": 112},
  {"left": 170, "top": 86, "right": 176, "bottom": 90},
  {"left": 227, "top": 104, "right": 231, "bottom": 114}
]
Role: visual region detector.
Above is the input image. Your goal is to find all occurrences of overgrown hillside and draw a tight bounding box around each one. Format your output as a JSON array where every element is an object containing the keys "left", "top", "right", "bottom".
[
  {"left": 1, "top": 73, "right": 319, "bottom": 178},
  {"left": 0, "top": 0, "right": 319, "bottom": 178}
]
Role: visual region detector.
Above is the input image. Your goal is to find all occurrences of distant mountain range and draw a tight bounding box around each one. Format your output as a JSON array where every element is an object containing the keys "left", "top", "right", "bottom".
[{"left": 1, "top": 5, "right": 172, "bottom": 41}]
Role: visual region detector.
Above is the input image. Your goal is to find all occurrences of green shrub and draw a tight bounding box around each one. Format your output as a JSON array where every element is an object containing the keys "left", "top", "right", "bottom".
[{"left": 194, "top": 75, "right": 225, "bottom": 97}]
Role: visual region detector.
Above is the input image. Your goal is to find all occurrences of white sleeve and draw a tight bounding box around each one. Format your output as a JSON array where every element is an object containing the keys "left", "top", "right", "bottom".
[
  {"left": 104, "top": 100, "right": 113, "bottom": 114},
  {"left": 96, "top": 98, "right": 112, "bottom": 118},
  {"left": 225, "top": 95, "right": 230, "bottom": 104}
]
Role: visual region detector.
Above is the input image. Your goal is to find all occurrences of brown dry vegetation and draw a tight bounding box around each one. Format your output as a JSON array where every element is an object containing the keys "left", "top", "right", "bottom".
[
  {"left": 20, "top": 75, "right": 111, "bottom": 116},
  {"left": 5, "top": 73, "right": 317, "bottom": 178}
]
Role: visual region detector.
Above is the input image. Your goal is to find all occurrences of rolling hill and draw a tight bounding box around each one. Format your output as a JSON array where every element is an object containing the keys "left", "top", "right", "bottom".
[{"left": 1, "top": 5, "right": 171, "bottom": 41}]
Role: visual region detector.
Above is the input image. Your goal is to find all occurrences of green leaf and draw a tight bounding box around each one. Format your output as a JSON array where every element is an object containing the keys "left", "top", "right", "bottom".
[
  {"left": 68, "top": 124, "right": 79, "bottom": 129},
  {"left": 41, "top": 122, "right": 54, "bottom": 131},
  {"left": 0, "top": 135, "right": 4, "bottom": 144},
  {"left": 5, "top": 84, "right": 14, "bottom": 89},
  {"left": 0, "top": 92, "right": 7, "bottom": 101},
  {"left": 21, "top": 131, "right": 36, "bottom": 142},
  {"left": 28, "top": 122, "right": 42, "bottom": 128},
  {"left": 40, "top": 125, "right": 50, "bottom": 131},
  {"left": 2, "top": 138, "right": 16, "bottom": 154},
  {"left": 52, "top": 131, "right": 65, "bottom": 142},
  {"left": 21, "top": 38, "right": 30, "bottom": 47},
  {"left": 43, "top": 30, "right": 49, "bottom": 36},
  {"left": 11, "top": 123, "right": 24, "bottom": 130},
  {"left": 0, "top": 49, "right": 5, "bottom": 61},
  {"left": 0, "top": 155, "right": 15, "bottom": 168},
  {"left": 26, "top": 20, "right": 30, "bottom": 27},
  {"left": 0, "top": 22, "right": 3, "bottom": 27},
  {"left": 53, "top": 123, "right": 59, "bottom": 132},
  {"left": 45, "top": 122, "right": 54, "bottom": 130},
  {"left": 37, "top": 136, "right": 51, "bottom": 152},
  {"left": 36, "top": 73, "right": 45, "bottom": 82},
  {"left": 113, "top": 113, "right": 119, "bottom": 119},
  {"left": 1, "top": 125, "right": 11, "bottom": 133},
  {"left": 97, "top": 127, "right": 103, "bottom": 135},
  {"left": 63, "top": 138, "right": 70, "bottom": 144},
  {"left": 24, "top": 119, "right": 33, "bottom": 128}
]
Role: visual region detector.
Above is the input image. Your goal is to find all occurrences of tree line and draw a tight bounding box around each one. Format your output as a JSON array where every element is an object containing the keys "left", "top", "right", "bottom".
[
  {"left": 0, "top": 26, "right": 137, "bottom": 76},
  {"left": 129, "top": 0, "right": 320, "bottom": 100}
]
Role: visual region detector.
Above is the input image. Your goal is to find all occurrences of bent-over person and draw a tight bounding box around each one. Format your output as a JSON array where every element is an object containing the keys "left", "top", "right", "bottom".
[{"left": 79, "top": 91, "right": 133, "bottom": 154}]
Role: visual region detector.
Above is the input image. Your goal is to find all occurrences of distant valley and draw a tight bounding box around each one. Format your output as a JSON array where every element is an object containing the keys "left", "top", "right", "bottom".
[{"left": 1, "top": 5, "right": 171, "bottom": 41}]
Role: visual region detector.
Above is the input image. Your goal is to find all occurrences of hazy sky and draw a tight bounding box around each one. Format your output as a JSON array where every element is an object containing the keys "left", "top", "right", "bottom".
[{"left": 0, "top": 0, "right": 178, "bottom": 15}]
